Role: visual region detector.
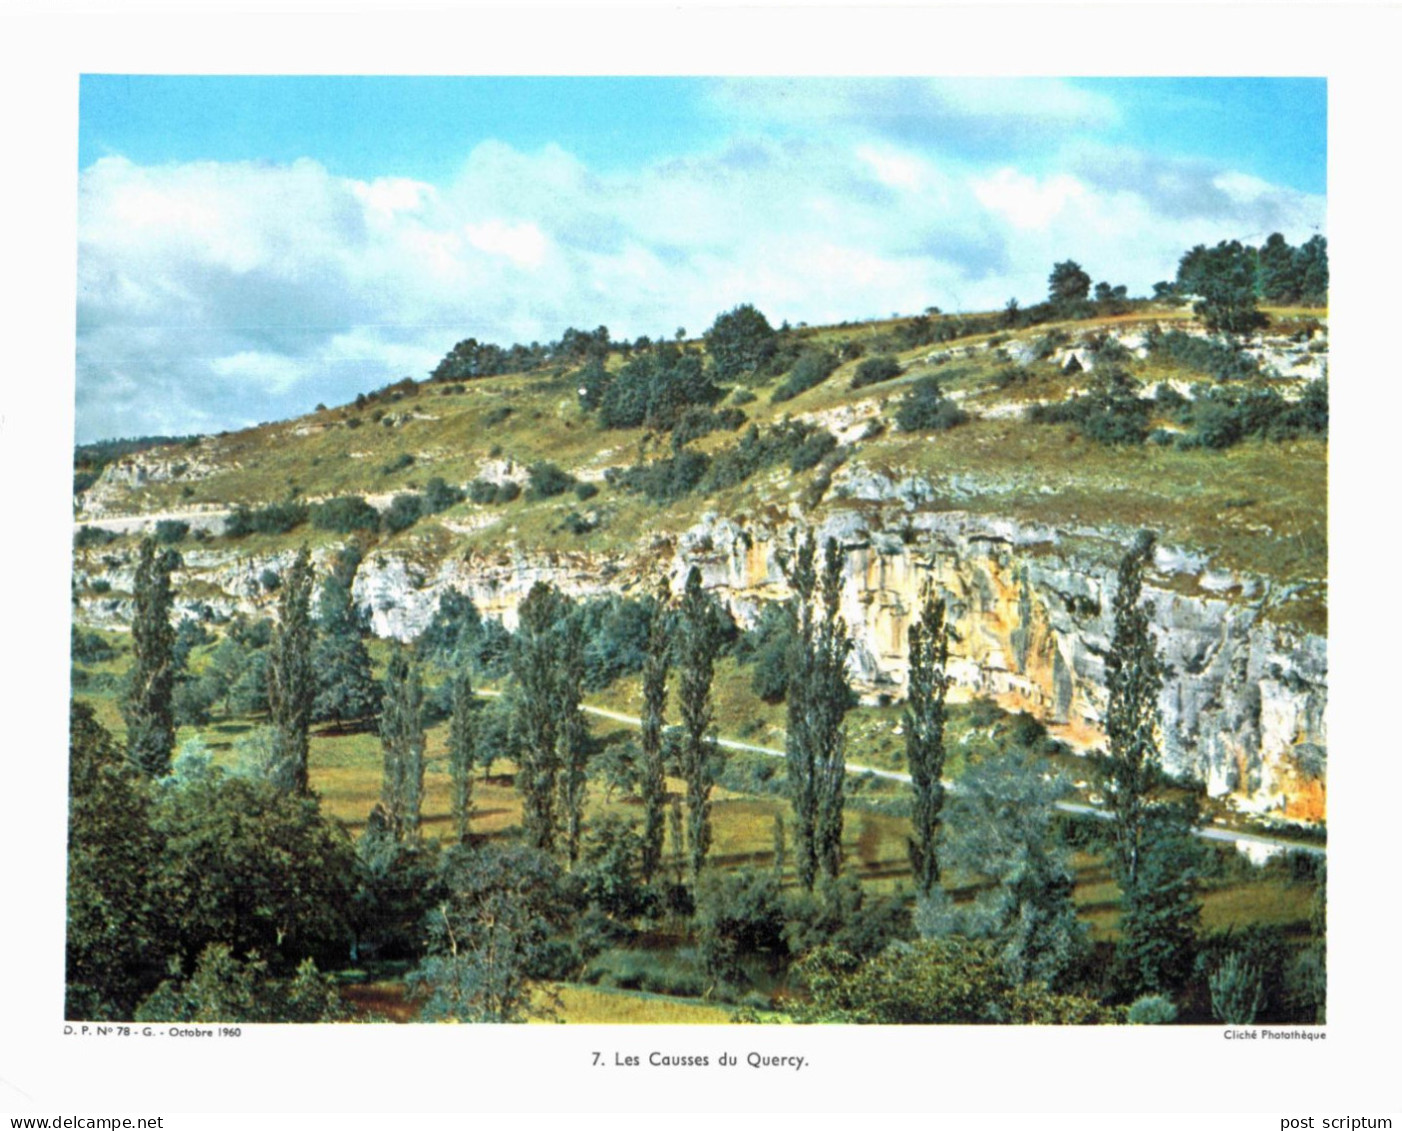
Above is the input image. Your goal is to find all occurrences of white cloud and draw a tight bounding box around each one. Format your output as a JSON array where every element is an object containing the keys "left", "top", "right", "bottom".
[
  {"left": 76, "top": 133, "right": 1326, "bottom": 441},
  {"left": 973, "top": 169, "right": 1088, "bottom": 231},
  {"left": 463, "top": 219, "right": 549, "bottom": 269}
]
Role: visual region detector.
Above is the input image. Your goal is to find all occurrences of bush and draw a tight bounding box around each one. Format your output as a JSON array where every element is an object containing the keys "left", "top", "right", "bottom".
[
  {"left": 894, "top": 377, "right": 969, "bottom": 433},
  {"left": 525, "top": 461, "right": 575, "bottom": 501},
  {"left": 598, "top": 347, "right": 721, "bottom": 431},
  {"left": 771, "top": 348, "right": 839, "bottom": 403},
  {"left": 671, "top": 406, "right": 747, "bottom": 448},
  {"left": 784, "top": 876, "right": 912, "bottom": 960},
  {"left": 379, "top": 452, "right": 415, "bottom": 476},
  {"left": 74, "top": 526, "right": 118, "bottom": 548},
  {"left": 850, "top": 354, "right": 903, "bottom": 389},
  {"left": 381, "top": 493, "right": 425, "bottom": 534},
  {"left": 1127, "top": 994, "right": 1179, "bottom": 1024},
  {"left": 696, "top": 868, "right": 789, "bottom": 988},
  {"left": 573, "top": 481, "right": 599, "bottom": 502},
  {"left": 1153, "top": 330, "right": 1261, "bottom": 382},
  {"left": 311, "top": 495, "right": 380, "bottom": 534},
  {"left": 789, "top": 429, "right": 837, "bottom": 472},
  {"left": 154, "top": 520, "right": 189, "bottom": 544},
  {"left": 466, "top": 479, "right": 520, "bottom": 505},
  {"left": 71, "top": 626, "right": 118, "bottom": 665},
  {"left": 422, "top": 477, "right": 463, "bottom": 514},
  {"left": 730, "top": 388, "right": 757, "bottom": 406},
  {"left": 224, "top": 501, "right": 308, "bottom": 538},
  {"left": 1027, "top": 368, "right": 1150, "bottom": 446},
  {"left": 606, "top": 449, "right": 710, "bottom": 505}
]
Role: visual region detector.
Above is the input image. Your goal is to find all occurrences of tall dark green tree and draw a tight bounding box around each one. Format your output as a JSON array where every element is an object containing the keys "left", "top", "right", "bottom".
[
  {"left": 123, "top": 536, "right": 180, "bottom": 777},
  {"left": 511, "top": 582, "right": 568, "bottom": 854},
  {"left": 1176, "top": 240, "right": 1267, "bottom": 335},
  {"left": 378, "top": 646, "right": 426, "bottom": 841},
  {"left": 905, "top": 584, "right": 950, "bottom": 897},
  {"left": 785, "top": 535, "right": 853, "bottom": 890},
  {"left": 556, "top": 609, "right": 589, "bottom": 867},
  {"left": 311, "top": 548, "right": 381, "bottom": 727},
  {"left": 676, "top": 567, "right": 722, "bottom": 882},
  {"left": 447, "top": 665, "right": 476, "bottom": 842},
  {"left": 267, "top": 546, "right": 316, "bottom": 794},
  {"left": 703, "top": 303, "right": 777, "bottom": 382},
  {"left": 1098, "top": 530, "right": 1163, "bottom": 895},
  {"left": 1048, "top": 260, "right": 1092, "bottom": 306},
  {"left": 1294, "top": 234, "right": 1329, "bottom": 306},
  {"left": 639, "top": 588, "right": 671, "bottom": 883}
]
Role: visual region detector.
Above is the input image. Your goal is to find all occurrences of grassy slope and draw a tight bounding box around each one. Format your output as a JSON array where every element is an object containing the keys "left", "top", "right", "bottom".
[{"left": 89, "top": 307, "right": 1327, "bottom": 618}]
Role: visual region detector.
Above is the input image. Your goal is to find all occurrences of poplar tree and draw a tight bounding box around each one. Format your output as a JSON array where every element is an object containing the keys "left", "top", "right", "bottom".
[
  {"left": 1096, "top": 530, "right": 1204, "bottom": 998},
  {"left": 379, "top": 646, "right": 426, "bottom": 841},
  {"left": 638, "top": 589, "right": 670, "bottom": 883},
  {"left": 512, "top": 582, "right": 567, "bottom": 854},
  {"left": 556, "top": 609, "right": 589, "bottom": 867},
  {"left": 448, "top": 665, "right": 476, "bottom": 842},
  {"left": 905, "top": 584, "right": 950, "bottom": 896},
  {"left": 785, "top": 535, "right": 853, "bottom": 889},
  {"left": 267, "top": 545, "right": 316, "bottom": 793},
  {"left": 124, "top": 536, "right": 179, "bottom": 778},
  {"left": 1099, "top": 530, "right": 1163, "bottom": 895},
  {"left": 676, "top": 567, "right": 721, "bottom": 882}
]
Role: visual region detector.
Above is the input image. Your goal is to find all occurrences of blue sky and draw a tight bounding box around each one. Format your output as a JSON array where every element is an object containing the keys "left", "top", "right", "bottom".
[{"left": 76, "top": 76, "right": 1326, "bottom": 442}]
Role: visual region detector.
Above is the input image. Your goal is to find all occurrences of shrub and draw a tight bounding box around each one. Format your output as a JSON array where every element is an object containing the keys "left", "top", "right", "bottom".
[
  {"left": 1127, "top": 994, "right": 1179, "bottom": 1024},
  {"left": 379, "top": 452, "right": 415, "bottom": 476},
  {"left": 696, "top": 868, "right": 790, "bottom": 988},
  {"left": 771, "top": 349, "right": 839, "bottom": 403},
  {"left": 1153, "top": 330, "right": 1261, "bottom": 382},
  {"left": 606, "top": 449, "right": 710, "bottom": 505},
  {"left": 850, "top": 354, "right": 903, "bottom": 390},
  {"left": 525, "top": 461, "right": 575, "bottom": 501},
  {"left": 730, "top": 388, "right": 757, "bottom": 406},
  {"left": 381, "top": 493, "right": 425, "bottom": 534},
  {"left": 894, "top": 377, "right": 969, "bottom": 433},
  {"left": 736, "top": 602, "right": 795, "bottom": 703},
  {"left": 789, "top": 429, "right": 837, "bottom": 472},
  {"left": 311, "top": 496, "right": 380, "bottom": 534},
  {"left": 224, "top": 501, "right": 308, "bottom": 538},
  {"left": 466, "top": 479, "right": 520, "bottom": 505},
  {"left": 421, "top": 477, "right": 463, "bottom": 514},
  {"left": 71, "top": 626, "right": 118, "bottom": 665},
  {"left": 74, "top": 526, "right": 118, "bottom": 548},
  {"left": 598, "top": 348, "right": 721, "bottom": 431},
  {"left": 154, "top": 520, "right": 189, "bottom": 545},
  {"left": 1027, "top": 368, "right": 1150, "bottom": 446},
  {"left": 671, "top": 406, "right": 747, "bottom": 448},
  {"left": 573, "top": 481, "right": 599, "bottom": 502}
]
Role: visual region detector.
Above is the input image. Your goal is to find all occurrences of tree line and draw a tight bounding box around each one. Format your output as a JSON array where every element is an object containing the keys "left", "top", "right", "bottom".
[{"left": 70, "top": 527, "right": 1324, "bottom": 1024}]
